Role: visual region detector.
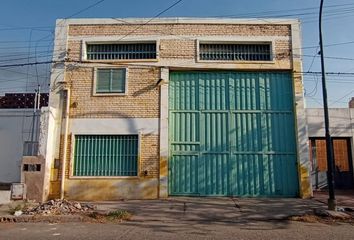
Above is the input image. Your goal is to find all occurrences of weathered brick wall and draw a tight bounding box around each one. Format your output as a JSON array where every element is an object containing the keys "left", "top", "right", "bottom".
[
  {"left": 48, "top": 132, "right": 159, "bottom": 198},
  {"left": 159, "top": 39, "right": 195, "bottom": 59},
  {"left": 52, "top": 22, "right": 298, "bottom": 199},
  {"left": 54, "top": 134, "right": 71, "bottom": 181},
  {"left": 59, "top": 134, "right": 159, "bottom": 179},
  {"left": 66, "top": 66, "right": 160, "bottom": 118},
  {"left": 49, "top": 132, "right": 159, "bottom": 198},
  {"left": 64, "top": 23, "right": 294, "bottom": 117},
  {"left": 67, "top": 40, "right": 81, "bottom": 61},
  {"left": 68, "top": 24, "right": 290, "bottom": 36},
  {"left": 66, "top": 24, "right": 292, "bottom": 63},
  {"left": 139, "top": 134, "right": 159, "bottom": 178},
  {"left": 274, "top": 40, "right": 291, "bottom": 59}
]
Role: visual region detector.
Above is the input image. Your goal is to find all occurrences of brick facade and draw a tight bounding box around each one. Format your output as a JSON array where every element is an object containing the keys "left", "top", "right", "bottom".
[
  {"left": 49, "top": 19, "right": 305, "bottom": 200},
  {"left": 66, "top": 24, "right": 292, "bottom": 65},
  {"left": 68, "top": 24, "right": 290, "bottom": 37},
  {"left": 67, "top": 66, "right": 160, "bottom": 118}
]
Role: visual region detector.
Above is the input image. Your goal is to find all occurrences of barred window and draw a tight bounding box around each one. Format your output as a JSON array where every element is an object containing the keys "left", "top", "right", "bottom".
[
  {"left": 87, "top": 43, "right": 156, "bottom": 60},
  {"left": 73, "top": 135, "right": 138, "bottom": 177},
  {"left": 199, "top": 43, "right": 272, "bottom": 61}
]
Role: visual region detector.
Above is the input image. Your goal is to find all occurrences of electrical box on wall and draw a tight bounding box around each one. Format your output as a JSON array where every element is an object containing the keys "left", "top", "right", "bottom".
[
  {"left": 11, "top": 183, "right": 25, "bottom": 200},
  {"left": 21, "top": 156, "right": 46, "bottom": 202}
]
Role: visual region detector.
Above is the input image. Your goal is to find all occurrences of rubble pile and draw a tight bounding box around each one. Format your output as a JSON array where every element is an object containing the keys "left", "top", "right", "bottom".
[{"left": 23, "top": 199, "right": 95, "bottom": 215}]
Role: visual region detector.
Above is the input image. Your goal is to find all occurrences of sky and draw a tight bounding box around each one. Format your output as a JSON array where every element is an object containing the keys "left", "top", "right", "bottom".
[{"left": 0, "top": 0, "right": 353, "bottom": 108}]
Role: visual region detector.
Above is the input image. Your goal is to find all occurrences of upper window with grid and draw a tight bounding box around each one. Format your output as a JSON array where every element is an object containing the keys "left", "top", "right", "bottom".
[
  {"left": 199, "top": 43, "right": 272, "bottom": 61},
  {"left": 87, "top": 43, "right": 157, "bottom": 60}
]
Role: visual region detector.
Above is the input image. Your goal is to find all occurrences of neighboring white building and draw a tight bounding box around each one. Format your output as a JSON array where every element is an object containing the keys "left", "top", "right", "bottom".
[
  {"left": 306, "top": 108, "right": 354, "bottom": 190},
  {"left": 0, "top": 109, "right": 39, "bottom": 183}
]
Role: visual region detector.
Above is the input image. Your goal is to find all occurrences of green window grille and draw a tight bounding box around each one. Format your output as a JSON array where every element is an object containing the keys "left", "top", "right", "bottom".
[
  {"left": 96, "top": 68, "right": 126, "bottom": 93},
  {"left": 73, "top": 135, "right": 138, "bottom": 177},
  {"left": 199, "top": 43, "right": 272, "bottom": 61},
  {"left": 87, "top": 43, "right": 157, "bottom": 60}
]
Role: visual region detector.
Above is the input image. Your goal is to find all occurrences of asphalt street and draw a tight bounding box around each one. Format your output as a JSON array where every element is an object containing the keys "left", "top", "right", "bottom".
[{"left": 1, "top": 220, "right": 354, "bottom": 240}]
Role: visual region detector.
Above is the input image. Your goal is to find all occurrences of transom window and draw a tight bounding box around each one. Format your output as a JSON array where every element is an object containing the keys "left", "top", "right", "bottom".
[
  {"left": 199, "top": 43, "right": 272, "bottom": 61},
  {"left": 96, "top": 68, "right": 126, "bottom": 94},
  {"left": 87, "top": 43, "right": 157, "bottom": 60},
  {"left": 73, "top": 135, "right": 139, "bottom": 177}
]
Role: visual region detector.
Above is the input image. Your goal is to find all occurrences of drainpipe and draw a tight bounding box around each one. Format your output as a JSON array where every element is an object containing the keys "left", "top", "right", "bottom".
[{"left": 60, "top": 86, "right": 70, "bottom": 199}]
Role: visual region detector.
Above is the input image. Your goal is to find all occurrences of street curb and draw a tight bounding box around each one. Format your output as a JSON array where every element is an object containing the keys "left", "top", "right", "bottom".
[
  {"left": 0, "top": 213, "right": 295, "bottom": 224},
  {"left": 0, "top": 214, "right": 86, "bottom": 223}
]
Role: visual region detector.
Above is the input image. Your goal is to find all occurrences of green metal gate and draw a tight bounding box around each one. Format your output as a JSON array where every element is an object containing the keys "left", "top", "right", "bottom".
[{"left": 168, "top": 71, "right": 298, "bottom": 197}]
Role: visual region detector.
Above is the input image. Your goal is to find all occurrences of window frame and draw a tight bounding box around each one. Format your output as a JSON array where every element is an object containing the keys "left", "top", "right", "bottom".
[
  {"left": 82, "top": 39, "right": 159, "bottom": 62},
  {"left": 69, "top": 133, "right": 141, "bottom": 179},
  {"left": 93, "top": 67, "right": 128, "bottom": 96},
  {"left": 196, "top": 39, "right": 275, "bottom": 63}
]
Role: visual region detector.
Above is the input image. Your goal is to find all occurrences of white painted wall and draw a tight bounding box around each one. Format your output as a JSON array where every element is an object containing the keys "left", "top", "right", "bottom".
[
  {"left": 306, "top": 108, "right": 353, "bottom": 137},
  {"left": 69, "top": 118, "right": 159, "bottom": 135},
  {"left": 0, "top": 109, "right": 39, "bottom": 183}
]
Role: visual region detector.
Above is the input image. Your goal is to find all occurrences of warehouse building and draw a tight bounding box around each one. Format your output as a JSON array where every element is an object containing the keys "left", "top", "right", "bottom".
[{"left": 40, "top": 18, "right": 311, "bottom": 200}]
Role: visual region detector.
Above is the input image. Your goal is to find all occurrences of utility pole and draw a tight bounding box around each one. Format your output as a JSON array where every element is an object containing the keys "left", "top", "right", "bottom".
[
  {"left": 37, "top": 85, "right": 41, "bottom": 110},
  {"left": 319, "top": 0, "right": 336, "bottom": 210},
  {"left": 30, "top": 88, "right": 38, "bottom": 155},
  {"left": 35, "top": 85, "right": 41, "bottom": 141}
]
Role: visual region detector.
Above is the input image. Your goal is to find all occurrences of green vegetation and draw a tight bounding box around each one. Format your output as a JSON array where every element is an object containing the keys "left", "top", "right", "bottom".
[
  {"left": 106, "top": 210, "right": 132, "bottom": 221},
  {"left": 8, "top": 203, "right": 26, "bottom": 215}
]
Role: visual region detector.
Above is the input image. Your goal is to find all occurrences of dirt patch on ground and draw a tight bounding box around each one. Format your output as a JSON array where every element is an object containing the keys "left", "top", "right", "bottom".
[
  {"left": 289, "top": 210, "right": 354, "bottom": 225},
  {"left": 23, "top": 199, "right": 95, "bottom": 215},
  {"left": 85, "top": 210, "right": 132, "bottom": 223},
  {"left": 1, "top": 199, "right": 132, "bottom": 224}
]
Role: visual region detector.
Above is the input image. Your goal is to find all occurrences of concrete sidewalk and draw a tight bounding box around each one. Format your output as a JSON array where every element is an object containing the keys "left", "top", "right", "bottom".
[
  {"left": 314, "top": 190, "right": 354, "bottom": 208},
  {"left": 93, "top": 197, "right": 324, "bottom": 222},
  {"left": 2, "top": 194, "right": 352, "bottom": 223}
]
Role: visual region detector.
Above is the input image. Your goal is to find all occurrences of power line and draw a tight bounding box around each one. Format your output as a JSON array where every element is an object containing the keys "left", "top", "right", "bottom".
[
  {"left": 2, "top": 38, "right": 353, "bottom": 65},
  {"left": 0, "top": 0, "right": 107, "bottom": 32},
  {"left": 0, "top": 1, "right": 184, "bottom": 70},
  {"left": 0, "top": 61, "right": 54, "bottom": 68},
  {"left": 300, "top": 71, "right": 354, "bottom": 75},
  {"left": 0, "top": 2, "right": 350, "bottom": 33},
  {"left": 116, "top": 0, "right": 183, "bottom": 42},
  {"left": 0, "top": 32, "right": 353, "bottom": 61},
  {"left": 301, "top": 40, "right": 354, "bottom": 50},
  {"left": 330, "top": 89, "right": 354, "bottom": 106},
  {"left": 0, "top": 38, "right": 353, "bottom": 64},
  {"left": 301, "top": 54, "right": 354, "bottom": 61},
  {"left": 0, "top": 68, "right": 49, "bottom": 79},
  {"left": 211, "top": 3, "right": 354, "bottom": 18},
  {"left": 1, "top": 39, "right": 353, "bottom": 63},
  {"left": 65, "top": 0, "right": 106, "bottom": 19}
]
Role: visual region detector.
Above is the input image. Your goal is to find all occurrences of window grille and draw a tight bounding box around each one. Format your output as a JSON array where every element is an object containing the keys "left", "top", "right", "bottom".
[
  {"left": 73, "top": 135, "right": 138, "bottom": 177},
  {"left": 96, "top": 68, "right": 126, "bottom": 93},
  {"left": 199, "top": 43, "right": 272, "bottom": 61},
  {"left": 87, "top": 43, "right": 156, "bottom": 60}
]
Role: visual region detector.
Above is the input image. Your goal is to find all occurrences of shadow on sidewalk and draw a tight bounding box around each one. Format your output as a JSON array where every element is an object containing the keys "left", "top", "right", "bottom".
[
  {"left": 92, "top": 197, "right": 324, "bottom": 230},
  {"left": 313, "top": 190, "right": 354, "bottom": 208}
]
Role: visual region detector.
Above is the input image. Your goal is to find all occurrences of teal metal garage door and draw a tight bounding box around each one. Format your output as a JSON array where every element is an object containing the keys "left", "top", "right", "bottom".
[{"left": 168, "top": 71, "right": 298, "bottom": 197}]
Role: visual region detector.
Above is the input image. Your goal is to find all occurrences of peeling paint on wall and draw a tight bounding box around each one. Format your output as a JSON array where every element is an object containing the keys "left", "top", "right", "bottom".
[
  {"left": 299, "top": 164, "right": 312, "bottom": 198},
  {"left": 64, "top": 178, "right": 158, "bottom": 201}
]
